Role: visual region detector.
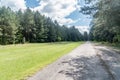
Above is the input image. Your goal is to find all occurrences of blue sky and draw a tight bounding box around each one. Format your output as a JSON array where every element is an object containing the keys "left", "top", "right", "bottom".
[
  {"left": 25, "top": 0, "right": 91, "bottom": 27},
  {"left": 66, "top": 10, "right": 91, "bottom": 26},
  {"left": 0, "top": 0, "right": 91, "bottom": 32},
  {"left": 25, "top": 0, "right": 40, "bottom": 8}
]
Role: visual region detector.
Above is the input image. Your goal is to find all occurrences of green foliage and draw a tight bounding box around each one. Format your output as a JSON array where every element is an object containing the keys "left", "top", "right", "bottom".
[
  {"left": 0, "top": 7, "right": 17, "bottom": 45},
  {"left": 0, "top": 6, "right": 83, "bottom": 45},
  {"left": 22, "top": 8, "right": 35, "bottom": 42},
  {"left": 81, "top": 0, "right": 120, "bottom": 43}
]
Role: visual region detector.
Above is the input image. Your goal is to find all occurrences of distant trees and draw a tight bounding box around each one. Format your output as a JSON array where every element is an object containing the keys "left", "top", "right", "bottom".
[
  {"left": 81, "top": 0, "right": 120, "bottom": 43},
  {"left": 0, "top": 7, "right": 84, "bottom": 45},
  {"left": 83, "top": 31, "right": 88, "bottom": 41}
]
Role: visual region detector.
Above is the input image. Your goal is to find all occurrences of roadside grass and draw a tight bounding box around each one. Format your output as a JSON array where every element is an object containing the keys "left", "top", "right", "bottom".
[
  {"left": 93, "top": 41, "right": 120, "bottom": 49},
  {"left": 0, "top": 42, "right": 83, "bottom": 80}
]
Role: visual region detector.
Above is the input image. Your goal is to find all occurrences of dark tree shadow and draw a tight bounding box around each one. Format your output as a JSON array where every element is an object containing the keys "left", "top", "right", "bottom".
[
  {"left": 59, "top": 54, "right": 111, "bottom": 80},
  {"left": 95, "top": 48, "right": 120, "bottom": 80}
]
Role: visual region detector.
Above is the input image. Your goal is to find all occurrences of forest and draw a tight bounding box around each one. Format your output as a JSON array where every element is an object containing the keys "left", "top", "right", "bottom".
[
  {"left": 0, "top": 7, "right": 84, "bottom": 45},
  {"left": 0, "top": 0, "right": 120, "bottom": 45},
  {"left": 81, "top": 0, "right": 120, "bottom": 43}
]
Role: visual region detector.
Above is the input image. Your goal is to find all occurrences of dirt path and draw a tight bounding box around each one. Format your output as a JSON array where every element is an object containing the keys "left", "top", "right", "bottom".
[{"left": 27, "top": 42, "right": 120, "bottom": 80}]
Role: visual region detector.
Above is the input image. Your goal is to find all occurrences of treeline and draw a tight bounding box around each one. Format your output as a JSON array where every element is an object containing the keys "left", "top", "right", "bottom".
[
  {"left": 0, "top": 7, "right": 84, "bottom": 45},
  {"left": 81, "top": 0, "right": 120, "bottom": 43}
]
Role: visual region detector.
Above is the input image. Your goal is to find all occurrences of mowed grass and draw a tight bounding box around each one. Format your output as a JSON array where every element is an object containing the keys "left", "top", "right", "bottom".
[{"left": 0, "top": 42, "right": 83, "bottom": 80}]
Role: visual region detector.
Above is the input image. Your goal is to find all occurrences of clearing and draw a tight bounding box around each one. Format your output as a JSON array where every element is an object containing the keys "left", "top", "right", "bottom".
[{"left": 0, "top": 42, "right": 82, "bottom": 80}]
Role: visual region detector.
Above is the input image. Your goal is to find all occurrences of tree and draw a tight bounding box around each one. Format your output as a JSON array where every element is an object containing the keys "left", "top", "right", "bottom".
[
  {"left": 80, "top": 0, "right": 120, "bottom": 43},
  {"left": 34, "top": 11, "right": 46, "bottom": 42},
  {"left": 45, "top": 18, "right": 57, "bottom": 42},
  {"left": 0, "top": 7, "right": 17, "bottom": 45},
  {"left": 54, "top": 20, "right": 62, "bottom": 41},
  {"left": 16, "top": 9, "right": 24, "bottom": 43},
  {"left": 22, "top": 8, "right": 35, "bottom": 42},
  {"left": 0, "top": 6, "right": 83, "bottom": 45}
]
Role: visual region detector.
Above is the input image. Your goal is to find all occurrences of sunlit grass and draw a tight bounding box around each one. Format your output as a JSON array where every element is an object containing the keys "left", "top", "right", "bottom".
[{"left": 0, "top": 42, "right": 83, "bottom": 80}]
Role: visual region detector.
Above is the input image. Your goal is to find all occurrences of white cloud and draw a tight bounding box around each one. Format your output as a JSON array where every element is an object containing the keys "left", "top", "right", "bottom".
[
  {"left": 0, "top": 0, "right": 26, "bottom": 11},
  {"left": 0, "top": 0, "right": 80, "bottom": 25},
  {"left": 54, "top": 17, "right": 75, "bottom": 25},
  {"left": 33, "top": 0, "right": 78, "bottom": 25},
  {"left": 75, "top": 26, "right": 90, "bottom": 33}
]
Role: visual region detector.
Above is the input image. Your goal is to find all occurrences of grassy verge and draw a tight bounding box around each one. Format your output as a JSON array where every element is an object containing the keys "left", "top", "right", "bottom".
[
  {"left": 93, "top": 41, "right": 120, "bottom": 49},
  {"left": 0, "top": 42, "right": 83, "bottom": 80}
]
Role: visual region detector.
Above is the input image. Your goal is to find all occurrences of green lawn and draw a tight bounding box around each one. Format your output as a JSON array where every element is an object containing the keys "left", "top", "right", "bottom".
[{"left": 0, "top": 42, "right": 83, "bottom": 80}]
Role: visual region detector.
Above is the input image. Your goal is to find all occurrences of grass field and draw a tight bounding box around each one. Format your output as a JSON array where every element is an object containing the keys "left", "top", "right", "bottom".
[{"left": 0, "top": 42, "right": 83, "bottom": 80}]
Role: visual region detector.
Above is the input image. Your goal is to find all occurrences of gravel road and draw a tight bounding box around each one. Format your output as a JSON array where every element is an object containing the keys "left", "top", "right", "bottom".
[{"left": 27, "top": 42, "right": 120, "bottom": 80}]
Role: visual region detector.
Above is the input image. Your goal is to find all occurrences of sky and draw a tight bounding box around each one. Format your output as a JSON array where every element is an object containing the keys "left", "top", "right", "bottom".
[{"left": 0, "top": 0, "right": 91, "bottom": 33}]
